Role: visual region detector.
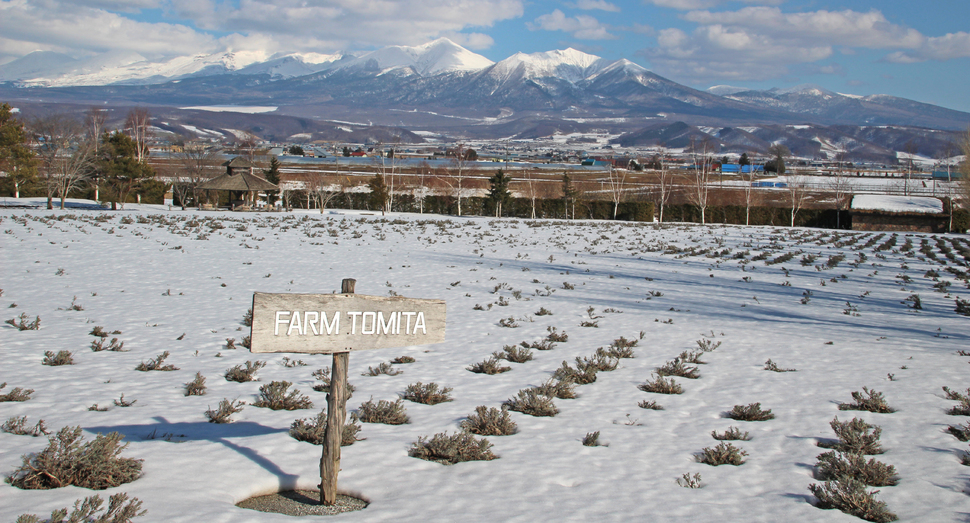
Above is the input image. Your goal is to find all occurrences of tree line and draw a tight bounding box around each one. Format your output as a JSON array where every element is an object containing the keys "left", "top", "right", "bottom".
[{"left": 0, "top": 103, "right": 159, "bottom": 209}]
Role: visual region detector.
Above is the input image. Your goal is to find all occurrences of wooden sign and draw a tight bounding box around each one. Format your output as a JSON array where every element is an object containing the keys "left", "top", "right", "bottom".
[{"left": 250, "top": 292, "right": 446, "bottom": 354}]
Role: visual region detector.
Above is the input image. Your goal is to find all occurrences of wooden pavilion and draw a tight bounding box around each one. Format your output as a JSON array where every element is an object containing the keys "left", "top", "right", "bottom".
[{"left": 198, "top": 157, "right": 279, "bottom": 210}]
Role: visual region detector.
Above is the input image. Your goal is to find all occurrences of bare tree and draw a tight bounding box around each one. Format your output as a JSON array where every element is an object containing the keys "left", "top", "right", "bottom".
[
  {"left": 177, "top": 144, "right": 219, "bottom": 208},
  {"left": 85, "top": 107, "right": 107, "bottom": 151},
  {"left": 306, "top": 173, "right": 344, "bottom": 213},
  {"left": 451, "top": 143, "right": 468, "bottom": 216},
  {"left": 654, "top": 145, "right": 672, "bottom": 223},
  {"left": 959, "top": 128, "right": 970, "bottom": 209},
  {"left": 124, "top": 108, "right": 151, "bottom": 163},
  {"left": 32, "top": 113, "right": 85, "bottom": 209},
  {"left": 686, "top": 138, "right": 714, "bottom": 224},
  {"left": 786, "top": 174, "right": 810, "bottom": 227},
  {"left": 606, "top": 162, "right": 627, "bottom": 219},
  {"left": 521, "top": 169, "right": 539, "bottom": 219},
  {"left": 52, "top": 140, "right": 96, "bottom": 209},
  {"left": 829, "top": 148, "right": 852, "bottom": 229},
  {"left": 238, "top": 135, "right": 259, "bottom": 167}
]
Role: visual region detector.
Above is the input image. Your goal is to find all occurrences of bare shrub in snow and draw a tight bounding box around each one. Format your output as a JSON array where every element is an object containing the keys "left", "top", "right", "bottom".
[
  {"left": 553, "top": 360, "right": 597, "bottom": 385},
  {"left": 546, "top": 326, "right": 568, "bottom": 342},
  {"left": 467, "top": 357, "right": 511, "bottom": 375},
  {"left": 656, "top": 359, "right": 700, "bottom": 379},
  {"left": 532, "top": 378, "right": 577, "bottom": 399},
  {"left": 409, "top": 432, "right": 497, "bottom": 465},
  {"left": 460, "top": 406, "right": 518, "bottom": 436},
  {"left": 363, "top": 361, "right": 402, "bottom": 376},
  {"left": 582, "top": 431, "right": 603, "bottom": 447},
  {"left": 0, "top": 383, "right": 34, "bottom": 402},
  {"left": 134, "top": 351, "right": 178, "bottom": 371},
  {"left": 289, "top": 411, "right": 362, "bottom": 446},
  {"left": 2, "top": 416, "right": 49, "bottom": 436},
  {"left": 311, "top": 367, "right": 355, "bottom": 397},
  {"left": 815, "top": 451, "right": 898, "bottom": 486},
  {"left": 696, "top": 442, "right": 747, "bottom": 466},
  {"left": 494, "top": 345, "right": 533, "bottom": 363},
  {"left": 357, "top": 398, "right": 410, "bottom": 425},
  {"left": 90, "top": 337, "right": 125, "bottom": 352},
  {"left": 838, "top": 387, "right": 895, "bottom": 413},
  {"left": 391, "top": 356, "right": 415, "bottom": 364},
  {"left": 402, "top": 382, "right": 453, "bottom": 405},
  {"left": 712, "top": 426, "right": 751, "bottom": 441},
  {"left": 252, "top": 381, "right": 313, "bottom": 410},
  {"left": 6, "top": 313, "right": 40, "bottom": 331},
  {"left": 817, "top": 417, "right": 884, "bottom": 455},
  {"left": 677, "top": 473, "right": 702, "bottom": 488},
  {"left": 16, "top": 492, "right": 146, "bottom": 523},
  {"left": 809, "top": 477, "right": 898, "bottom": 522},
  {"left": 183, "top": 372, "right": 206, "bottom": 396},
  {"left": 696, "top": 338, "right": 721, "bottom": 352},
  {"left": 638, "top": 375, "right": 683, "bottom": 394},
  {"left": 505, "top": 388, "right": 559, "bottom": 417},
  {"left": 224, "top": 360, "right": 266, "bottom": 382},
  {"left": 727, "top": 403, "right": 775, "bottom": 421},
  {"left": 7, "top": 426, "right": 142, "bottom": 489},
  {"left": 205, "top": 399, "right": 245, "bottom": 423},
  {"left": 42, "top": 350, "right": 74, "bottom": 366},
  {"left": 638, "top": 400, "right": 663, "bottom": 410}
]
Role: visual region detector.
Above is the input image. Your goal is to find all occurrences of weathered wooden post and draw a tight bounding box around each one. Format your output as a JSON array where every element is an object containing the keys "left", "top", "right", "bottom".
[
  {"left": 249, "top": 279, "right": 445, "bottom": 506},
  {"left": 320, "top": 278, "right": 354, "bottom": 505}
]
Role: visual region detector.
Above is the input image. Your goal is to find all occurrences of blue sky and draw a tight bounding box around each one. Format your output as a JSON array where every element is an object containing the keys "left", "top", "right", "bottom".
[{"left": 1, "top": 1, "right": 968, "bottom": 112}]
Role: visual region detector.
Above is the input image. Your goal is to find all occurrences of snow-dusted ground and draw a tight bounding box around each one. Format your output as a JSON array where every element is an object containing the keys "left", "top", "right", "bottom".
[{"left": 2, "top": 200, "right": 970, "bottom": 522}]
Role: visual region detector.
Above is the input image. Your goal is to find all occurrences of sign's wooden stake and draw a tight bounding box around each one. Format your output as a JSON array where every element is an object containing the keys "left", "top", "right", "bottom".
[{"left": 320, "top": 278, "right": 355, "bottom": 506}]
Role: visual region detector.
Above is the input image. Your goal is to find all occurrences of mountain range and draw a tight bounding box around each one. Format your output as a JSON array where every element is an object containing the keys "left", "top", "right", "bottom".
[{"left": 2, "top": 38, "right": 968, "bottom": 162}]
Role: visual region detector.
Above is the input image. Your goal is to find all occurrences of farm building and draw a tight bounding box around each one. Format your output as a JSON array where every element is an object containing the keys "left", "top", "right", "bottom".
[{"left": 850, "top": 195, "right": 948, "bottom": 233}]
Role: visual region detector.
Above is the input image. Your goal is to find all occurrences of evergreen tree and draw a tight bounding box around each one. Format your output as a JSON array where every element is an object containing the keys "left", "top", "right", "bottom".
[
  {"left": 99, "top": 132, "right": 154, "bottom": 210},
  {"left": 739, "top": 152, "right": 750, "bottom": 167},
  {"left": 487, "top": 169, "right": 512, "bottom": 217},
  {"left": 768, "top": 144, "right": 790, "bottom": 176},
  {"left": 263, "top": 157, "right": 281, "bottom": 205},
  {"left": 368, "top": 173, "right": 389, "bottom": 215},
  {"left": 0, "top": 103, "right": 37, "bottom": 198}
]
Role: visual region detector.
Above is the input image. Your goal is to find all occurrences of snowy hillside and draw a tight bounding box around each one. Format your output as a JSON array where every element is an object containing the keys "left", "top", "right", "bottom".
[{"left": 2, "top": 202, "right": 970, "bottom": 522}]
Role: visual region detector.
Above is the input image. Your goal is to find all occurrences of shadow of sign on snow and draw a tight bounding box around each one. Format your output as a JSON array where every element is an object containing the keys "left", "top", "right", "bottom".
[{"left": 84, "top": 416, "right": 295, "bottom": 482}]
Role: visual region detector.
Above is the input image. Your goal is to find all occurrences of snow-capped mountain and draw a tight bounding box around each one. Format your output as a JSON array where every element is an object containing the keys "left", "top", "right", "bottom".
[
  {"left": 330, "top": 38, "right": 493, "bottom": 76},
  {"left": 2, "top": 39, "right": 968, "bottom": 137},
  {"left": 708, "top": 84, "right": 969, "bottom": 130},
  {"left": 486, "top": 48, "right": 601, "bottom": 85}
]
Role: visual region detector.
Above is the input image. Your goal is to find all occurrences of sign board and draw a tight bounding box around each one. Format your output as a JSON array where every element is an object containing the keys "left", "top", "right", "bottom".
[{"left": 249, "top": 292, "right": 446, "bottom": 354}]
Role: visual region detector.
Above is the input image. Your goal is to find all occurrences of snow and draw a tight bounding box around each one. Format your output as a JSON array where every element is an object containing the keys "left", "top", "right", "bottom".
[
  {"left": 706, "top": 85, "right": 749, "bottom": 96},
  {"left": 181, "top": 106, "right": 278, "bottom": 115},
  {"left": 488, "top": 48, "right": 602, "bottom": 85},
  {"left": 851, "top": 195, "right": 944, "bottom": 214},
  {"left": 335, "top": 38, "right": 493, "bottom": 77},
  {"left": 2, "top": 202, "right": 970, "bottom": 522}
]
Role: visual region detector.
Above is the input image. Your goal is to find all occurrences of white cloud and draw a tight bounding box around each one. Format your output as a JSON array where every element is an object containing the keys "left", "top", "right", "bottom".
[
  {"left": 567, "top": 0, "right": 620, "bottom": 12},
  {"left": 885, "top": 32, "right": 970, "bottom": 63},
  {"left": 644, "top": 0, "right": 782, "bottom": 10},
  {"left": 0, "top": 0, "right": 216, "bottom": 61},
  {"left": 528, "top": 9, "right": 615, "bottom": 40},
  {"left": 641, "top": 6, "right": 964, "bottom": 84},
  {"left": 0, "top": 0, "right": 524, "bottom": 63}
]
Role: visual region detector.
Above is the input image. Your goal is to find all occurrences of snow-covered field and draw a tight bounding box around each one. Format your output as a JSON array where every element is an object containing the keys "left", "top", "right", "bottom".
[{"left": 2, "top": 200, "right": 970, "bottom": 522}]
